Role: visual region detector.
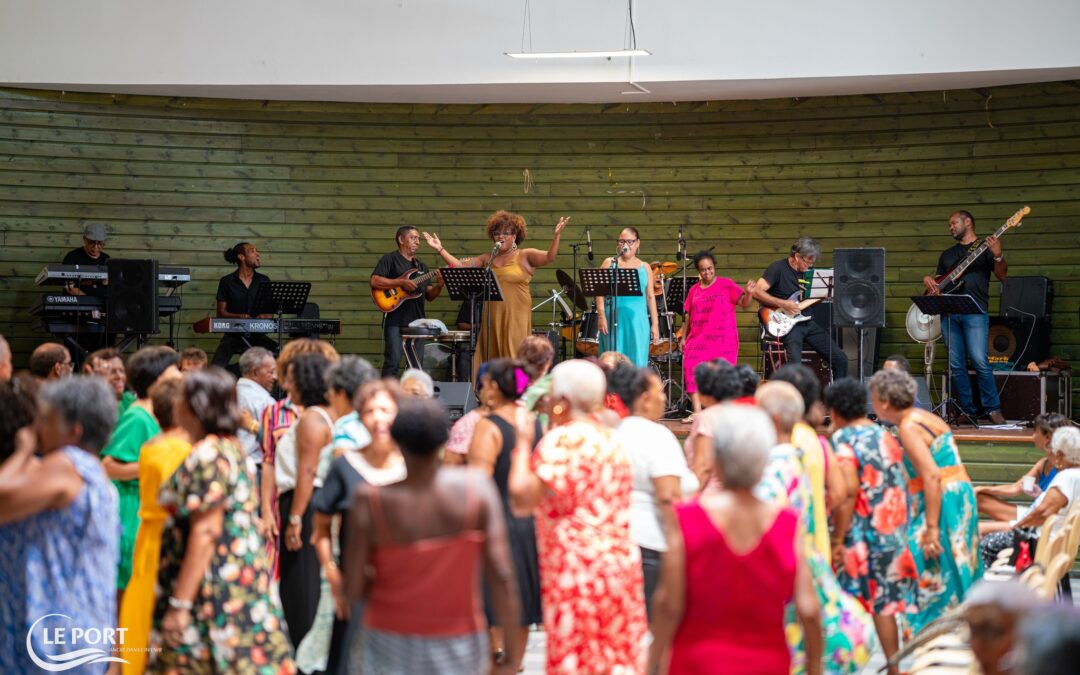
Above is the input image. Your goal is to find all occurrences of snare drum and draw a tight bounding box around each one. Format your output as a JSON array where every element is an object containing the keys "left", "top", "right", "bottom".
[
  {"left": 437, "top": 330, "right": 472, "bottom": 344},
  {"left": 649, "top": 312, "right": 678, "bottom": 357},
  {"left": 575, "top": 310, "right": 600, "bottom": 356}
]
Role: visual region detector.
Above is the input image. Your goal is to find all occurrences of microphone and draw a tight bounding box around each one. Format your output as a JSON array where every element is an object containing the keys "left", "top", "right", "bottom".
[
  {"left": 586, "top": 225, "right": 594, "bottom": 262},
  {"left": 486, "top": 242, "right": 500, "bottom": 268},
  {"left": 677, "top": 223, "right": 686, "bottom": 260},
  {"left": 620, "top": 244, "right": 631, "bottom": 256}
]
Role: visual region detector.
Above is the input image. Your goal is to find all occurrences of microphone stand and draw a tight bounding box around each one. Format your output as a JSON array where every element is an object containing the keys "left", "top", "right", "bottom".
[
  {"left": 609, "top": 248, "right": 623, "bottom": 357},
  {"left": 568, "top": 241, "right": 584, "bottom": 358},
  {"left": 483, "top": 242, "right": 500, "bottom": 365}
]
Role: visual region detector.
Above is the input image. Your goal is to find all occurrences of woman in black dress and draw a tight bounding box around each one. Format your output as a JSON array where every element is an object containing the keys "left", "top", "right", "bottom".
[
  {"left": 311, "top": 379, "right": 406, "bottom": 674},
  {"left": 468, "top": 358, "right": 543, "bottom": 670}
]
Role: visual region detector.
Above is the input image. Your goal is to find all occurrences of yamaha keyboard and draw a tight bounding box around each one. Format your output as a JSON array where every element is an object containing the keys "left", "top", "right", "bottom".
[
  {"left": 30, "top": 294, "right": 182, "bottom": 317},
  {"left": 193, "top": 317, "right": 342, "bottom": 336},
  {"left": 35, "top": 264, "right": 191, "bottom": 287}
]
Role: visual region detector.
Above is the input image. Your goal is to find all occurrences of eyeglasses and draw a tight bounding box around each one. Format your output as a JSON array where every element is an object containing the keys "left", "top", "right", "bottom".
[
  {"left": 84, "top": 239, "right": 105, "bottom": 248},
  {"left": 493, "top": 230, "right": 517, "bottom": 238},
  {"left": 617, "top": 239, "right": 637, "bottom": 246}
]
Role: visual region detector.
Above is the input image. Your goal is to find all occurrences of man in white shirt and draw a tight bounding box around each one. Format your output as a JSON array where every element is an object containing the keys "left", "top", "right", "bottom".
[{"left": 236, "top": 346, "right": 277, "bottom": 469}]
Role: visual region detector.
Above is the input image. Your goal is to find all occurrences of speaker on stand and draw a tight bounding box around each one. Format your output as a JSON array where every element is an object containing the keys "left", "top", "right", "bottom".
[
  {"left": 106, "top": 259, "right": 159, "bottom": 336},
  {"left": 833, "top": 248, "right": 886, "bottom": 382}
]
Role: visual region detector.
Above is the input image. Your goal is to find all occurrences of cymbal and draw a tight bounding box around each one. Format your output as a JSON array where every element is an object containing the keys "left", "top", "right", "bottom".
[
  {"left": 555, "top": 269, "right": 589, "bottom": 312},
  {"left": 651, "top": 261, "right": 679, "bottom": 276}
]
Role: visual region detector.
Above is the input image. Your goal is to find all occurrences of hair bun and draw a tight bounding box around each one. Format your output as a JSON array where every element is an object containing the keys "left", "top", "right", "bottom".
[{"left": 224, "top": 247, "right": 237, "bottom": 264}]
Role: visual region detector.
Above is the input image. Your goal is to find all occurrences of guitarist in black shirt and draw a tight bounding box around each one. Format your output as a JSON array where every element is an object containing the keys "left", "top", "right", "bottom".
[
  {"left": 370, "top": 226, "right": 444, "bottom": 376},
  {"left": 922, "top": 210, "right": 1008, "bottom": 424},
  {"left": 751, "top": 237, "right": 848, "bottom": 380}
]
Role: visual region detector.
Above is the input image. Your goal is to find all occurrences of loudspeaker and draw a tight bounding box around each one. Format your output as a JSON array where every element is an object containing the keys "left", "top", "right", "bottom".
[
  {"left": 1000, "top": 276, "right": 1052, "bottom": 320},
  {"left": 433, "top": 381, "right": 477, "bottom": 421},
  {"left": 106, "top": 259, "right": 158, "bottom": 334},
  {"left": 967, "top": 371, "right": 1072, "bottom": 422},
  {"left": 833, "top": 248, "right": 886, "bottom": 328},
  {"left": 988, "top": 316, "right": 1051, "bottom": 366},
  {"left": 763, "top": 350, "right": 831, "bottom": 398},
  {"left": 803, "top": 303, "right": 880, "bottom": 378}
]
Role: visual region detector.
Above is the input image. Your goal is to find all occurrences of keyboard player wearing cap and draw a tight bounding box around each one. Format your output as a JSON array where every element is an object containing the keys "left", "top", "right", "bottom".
[
  {"left": 62, "top": 222, "right": 111, "bottom": 297},
  {"left": 211, "top": 242, "right": 278, "bottom": 368}
]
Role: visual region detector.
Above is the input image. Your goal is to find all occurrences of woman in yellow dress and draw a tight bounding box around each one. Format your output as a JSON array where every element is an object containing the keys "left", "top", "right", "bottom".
[
  {"left": 424, "top": 210, "right": 568, "bottom": 378},
  {"left": 118, "top": 377, "right": 193, "bottom": 675}
]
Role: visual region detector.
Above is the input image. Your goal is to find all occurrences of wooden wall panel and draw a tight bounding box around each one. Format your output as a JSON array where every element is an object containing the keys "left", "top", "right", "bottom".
[{"left": 1, "top": 83, "right": 1078, "bottom": 412}]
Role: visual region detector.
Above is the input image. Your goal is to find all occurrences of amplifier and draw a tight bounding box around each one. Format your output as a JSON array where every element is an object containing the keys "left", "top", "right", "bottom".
[{"left": 967, "top": 370, "right": 1072, "bottom": 422}]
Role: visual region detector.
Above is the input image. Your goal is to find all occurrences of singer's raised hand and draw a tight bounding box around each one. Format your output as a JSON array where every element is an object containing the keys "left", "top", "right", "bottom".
[
  {"left": 554, "top": 216, "right": 570, "bottom": 236},
  {"left": 422, "top": 231, "right": 442, "bottom": 250}
]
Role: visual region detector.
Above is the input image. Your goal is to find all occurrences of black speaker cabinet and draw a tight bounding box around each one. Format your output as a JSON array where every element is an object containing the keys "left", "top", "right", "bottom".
[
  {"left": 763, "top": 350, "right": 832, "bottom": 398},
  {"left": 106, "top": 259, "right": 158, "bottom": 334},
  {"left": 802, "top": 303, "right": 880, "bottom": 379},
  {"left": 988, "top": 316, "right": 1050, "bottom": 367},
  {"left": 967, "top": 371, "right": 1072, "bottom": 422},
  {"left": 833, "top": 248, "right": 886, "bottom": 328},
  {"left": 1000, "top": 276, "right": 1052, "bottom": 320},
  {"left": 433, "top": 381, "right": 477, "bottom": 421}
]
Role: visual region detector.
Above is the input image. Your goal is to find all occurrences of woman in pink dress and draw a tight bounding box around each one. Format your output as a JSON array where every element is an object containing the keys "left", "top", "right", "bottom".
[
  {"left": 648, "top": 404, "right": 823, "bottom": 675},
  {"left": 679, "top": 252, "right": 755, "bottom": 416}
]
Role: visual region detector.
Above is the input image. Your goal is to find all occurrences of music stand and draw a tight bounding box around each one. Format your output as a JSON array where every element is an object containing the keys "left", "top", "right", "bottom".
[
  {"left": 580, "top": 268, "right": 642, "bottom": 357},
  {"left": 252, "top": 281, "right": 311, "bottom": 352},
  {"left": 442, "top": 267, "right": 504, "bottom": 366},
  {"left": 911, "top": 294, "right": 984, "bottom": 427},
  {"left": 665, "top": 276, "right": 698, "bottom": 315}
]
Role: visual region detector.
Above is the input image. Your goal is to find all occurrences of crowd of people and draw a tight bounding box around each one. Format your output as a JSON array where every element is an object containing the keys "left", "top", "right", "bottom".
[{"left": 1, "top": 331, "right": 1079, "bottom": 675}]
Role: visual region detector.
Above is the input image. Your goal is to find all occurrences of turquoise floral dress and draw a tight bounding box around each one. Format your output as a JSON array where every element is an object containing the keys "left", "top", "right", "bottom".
[
  {"left": 831, "top": 424, "right": 918, "bottom": 617},
  {"left": 755, "top": 443, "right": 877, "bottom": 674},
  {"left": 149, "top": 435, "right": 295, "bottom": 674},
  {"left": 902, "top": 426, "right": 983, "bottom": 634}
]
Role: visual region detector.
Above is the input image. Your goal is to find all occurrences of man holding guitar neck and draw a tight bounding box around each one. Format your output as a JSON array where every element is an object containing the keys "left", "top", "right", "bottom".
[
  {"left": 923, "top": 210, "right": 1007, "bottom": 425},
  {"left": 751, "top": 236, "right": 848, "bottom": 380},
  {"left": 371, "top": 225, "right": 444, "bottom": 376}
]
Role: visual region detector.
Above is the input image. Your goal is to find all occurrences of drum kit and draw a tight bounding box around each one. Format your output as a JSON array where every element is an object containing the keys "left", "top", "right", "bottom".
[{"left": 531, "top": 262, "right": 690, "bottom": 415}]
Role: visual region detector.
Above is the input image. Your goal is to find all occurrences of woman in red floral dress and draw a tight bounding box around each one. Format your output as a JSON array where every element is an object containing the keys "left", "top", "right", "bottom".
[{"left": 509, "top": 359, "right": 648, "bottom": 674}]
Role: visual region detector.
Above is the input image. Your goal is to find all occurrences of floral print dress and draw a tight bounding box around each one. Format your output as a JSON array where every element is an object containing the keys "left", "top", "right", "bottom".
[
  {"left": 532, "top": 419, "right": 648, "bottom": 674},
  {"left": 830, "top": 424, "right": 918, "bottom": 617},
  {"left": 149, "top": 435, "right": 295, "bottom": 674},
  {"left": 902, "top": 427, "right": 983, "bottom": 634},
  {"left": 755, "top": 443, "right": 876, "bottom": 674}
]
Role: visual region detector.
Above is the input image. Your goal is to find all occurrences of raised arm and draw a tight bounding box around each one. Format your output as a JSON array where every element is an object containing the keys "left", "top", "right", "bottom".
[
  {"left": 423, "top": 231, "right": 480, "bottom": 268},
  {"left": 523, "top": 216, "right": 569, "bottom": 269}
]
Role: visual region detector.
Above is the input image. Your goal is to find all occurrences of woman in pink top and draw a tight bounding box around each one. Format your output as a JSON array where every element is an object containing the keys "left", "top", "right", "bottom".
[
  {"left": 679, "top": 252, "right": 756, "bottom": 415},
  {"left": 345, "top": 397, "right": 523, "bottom": 675},
  {"left": 649, "top": 404, "right": 823, "bottom": 675}
]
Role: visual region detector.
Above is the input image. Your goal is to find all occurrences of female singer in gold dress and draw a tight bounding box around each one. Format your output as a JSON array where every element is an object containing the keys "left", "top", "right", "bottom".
[{"left": 424, "top": 211, "right": 568, "bottom": 378}]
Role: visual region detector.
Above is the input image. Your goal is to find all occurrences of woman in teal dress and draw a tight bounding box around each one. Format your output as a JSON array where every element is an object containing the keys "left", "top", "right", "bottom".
[
  {"left": 596, "top": 227, "right": 660, "bottom": 367},
  {"left": 869, "top": 369, "right": 983, "bottom": 634}
]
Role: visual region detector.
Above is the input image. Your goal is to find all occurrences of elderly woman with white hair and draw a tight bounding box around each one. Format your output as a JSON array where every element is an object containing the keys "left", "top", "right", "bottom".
[
  {"left": 964, "top": 579, "right": 1043, "bottom": 675},
  {"left": 509, "top": 359, "right": 647, "bottom": 674},
  {"left": 400, "top": 367, "right": 434, "bottom": 398},
  {"left": 979, "top": 426, "right": 1080, "bottom": 569},
  {"left": 648, "top": 404, "right": 823, "bottom": 675}
]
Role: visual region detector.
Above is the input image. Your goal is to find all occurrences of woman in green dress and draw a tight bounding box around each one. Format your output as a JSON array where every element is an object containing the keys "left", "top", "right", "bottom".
[
  {"left": 869, "top": 368, "right": 983, "bottom": 634},
  {"left": 150, "top": 368, "right": 295, "bottom": 674},
  {"left": 100, "top": 345, "right": 180, "bottom": 594},
  {"left": 596, "top": 227, "right": 660, "bottom": 367}
]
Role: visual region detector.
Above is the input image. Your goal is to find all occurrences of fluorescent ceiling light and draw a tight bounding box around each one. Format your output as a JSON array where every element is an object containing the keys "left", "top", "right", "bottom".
[{"left": 505, "top": 49, "right": 651, "bottom": 59}]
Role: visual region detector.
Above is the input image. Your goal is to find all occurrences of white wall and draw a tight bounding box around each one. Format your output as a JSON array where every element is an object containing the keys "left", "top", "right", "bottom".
[{"left": 1, "top": 0, "right": 1078, "bottom": 102}]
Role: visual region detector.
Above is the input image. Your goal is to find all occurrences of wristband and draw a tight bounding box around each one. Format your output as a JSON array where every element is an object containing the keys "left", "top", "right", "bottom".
[
  {"left": 168, "top": 596, "right": 194, "bottom": 611},
  {"left": 994, "top": 255, "right": 1004, "bottom": 262},
  {"left": 289, "top": 514, "right": 302, "bottom": 526}
]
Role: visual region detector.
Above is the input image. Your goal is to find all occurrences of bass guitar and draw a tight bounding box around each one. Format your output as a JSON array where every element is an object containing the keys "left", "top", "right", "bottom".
[
  {"left": 371, "top": 268, "right": 439, "bottom": 313},
  {"left": 759, "top": 295, "right": 822, "bottom": 338},
  {"left": 928, "top": 206, "right": 1029, "bottom": 295}
]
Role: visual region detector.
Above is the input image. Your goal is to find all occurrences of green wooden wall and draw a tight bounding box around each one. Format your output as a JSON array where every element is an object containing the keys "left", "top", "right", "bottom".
[{"left": 0, "top": 82, "right": 1077, "bottom": 409}]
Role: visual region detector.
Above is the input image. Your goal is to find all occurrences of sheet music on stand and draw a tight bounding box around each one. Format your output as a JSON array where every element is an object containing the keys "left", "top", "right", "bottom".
[
  {"left": 809, "top": 268, "right": 834, "bottom": 300},
  {"left": 578, "top": 268, "right": 642, "bottom": 299},
  {"left": 664, "top": 276, "right": 699, "bottom": 314},
  {"left": 441, "top": 267, "right": 503, "bottom": 303},
  {"left": 252, "top": 282, "right": 311, "bottom": 316}
]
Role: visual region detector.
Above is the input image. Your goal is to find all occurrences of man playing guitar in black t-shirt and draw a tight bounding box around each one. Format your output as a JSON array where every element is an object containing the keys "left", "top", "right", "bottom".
[{"left": 751, "top": 236, "right": 848, "bottom": 380}]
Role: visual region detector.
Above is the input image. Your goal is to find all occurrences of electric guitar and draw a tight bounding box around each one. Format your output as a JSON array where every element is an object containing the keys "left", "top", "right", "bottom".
[
  {"left": 929, "top": 206, "right": 1029, "bottom": 295},
  {"left": 758, "top": 295, "right": 822, "bottom": 337},
  {"left": 370, "top": 268, "right": 439, "bottom": 313}
]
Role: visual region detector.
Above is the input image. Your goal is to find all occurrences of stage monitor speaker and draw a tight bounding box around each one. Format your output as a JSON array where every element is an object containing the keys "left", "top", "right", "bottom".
[
  {"left": 988, "top": 316, "right": 1050, "bottom": 366},
  {"left": 833, "top": 248, "right": 886, "bottom": 328},
  {"left": 106, "top": 259, "right": 158, "bottom": 334},
  {"left": 433, "top": 381, "right": 477, "bottom": 421},
  {"left": 763, "top": 350, "right": 831, "bottom": 398},
  {"left": 1000, "top": 276, "right": 1052, "bottom": 320}
]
